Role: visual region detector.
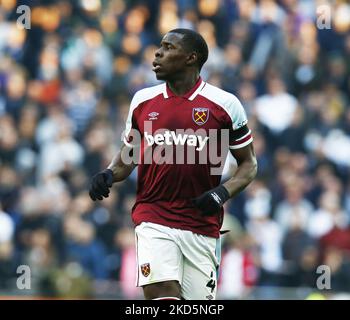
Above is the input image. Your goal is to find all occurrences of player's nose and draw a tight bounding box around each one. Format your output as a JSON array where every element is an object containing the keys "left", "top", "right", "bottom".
[{"left": 155, "top": 47, "right": 163, "bottom": 58}]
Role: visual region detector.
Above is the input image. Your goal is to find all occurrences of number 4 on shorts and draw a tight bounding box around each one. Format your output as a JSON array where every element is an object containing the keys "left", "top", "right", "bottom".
[{"left": 206, "top": 271, "right": 216, "bottom": 293}]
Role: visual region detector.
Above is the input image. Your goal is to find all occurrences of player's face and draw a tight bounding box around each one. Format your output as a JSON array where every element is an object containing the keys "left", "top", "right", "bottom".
[{"left": 152, "top": 33, "right": 190, "bottom": 80}]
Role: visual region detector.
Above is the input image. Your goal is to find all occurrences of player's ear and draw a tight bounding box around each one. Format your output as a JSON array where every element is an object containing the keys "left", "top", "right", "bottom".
[{"left": 186, "top": 51, "right": 198, "bottom": 67}]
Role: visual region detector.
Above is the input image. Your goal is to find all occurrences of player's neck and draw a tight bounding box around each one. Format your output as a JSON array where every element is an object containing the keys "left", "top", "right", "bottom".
[{"left": 167, "top": 72, "right": 199, "bottom": 96}]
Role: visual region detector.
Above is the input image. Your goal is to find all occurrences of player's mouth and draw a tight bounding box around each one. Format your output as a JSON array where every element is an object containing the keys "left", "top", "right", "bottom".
[{"left": 152, "top": 61, "right": 162, "bottom": 72}]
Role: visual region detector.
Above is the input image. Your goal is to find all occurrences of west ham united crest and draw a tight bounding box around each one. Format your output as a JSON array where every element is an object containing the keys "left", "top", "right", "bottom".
[
  {"left": 141, "top": 263, "right": 151, "bottom": 277},
  {"left": 192, "top": 108, "right": 209, "bottom": 125}
]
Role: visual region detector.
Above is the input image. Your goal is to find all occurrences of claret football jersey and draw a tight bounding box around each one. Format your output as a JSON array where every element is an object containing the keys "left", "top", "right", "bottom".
[{"left": 124, "top": 77, "right": 253, "bottom": 238}]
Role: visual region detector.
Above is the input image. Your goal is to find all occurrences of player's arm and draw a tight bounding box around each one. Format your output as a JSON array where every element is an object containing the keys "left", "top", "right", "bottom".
[
  {"left": 107, "top": 143, "right": 137, "bottom": 182},
  {"left": 89, "top": 90, "right": 142, "bottom": 201},
  {"left": 89, "top": 143, "right": 137, "bottom": 201},
  {"left": 223, "top": 142, "right": 257, "bottom": 198},
  {"left": 192, "top": 142, "right": 257, "bottom": 216},
  {"left": 192, "top": 93, "right": 257, "bottom": 216}
]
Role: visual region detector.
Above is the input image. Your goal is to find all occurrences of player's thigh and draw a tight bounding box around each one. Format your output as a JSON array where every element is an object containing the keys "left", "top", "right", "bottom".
[
  {"left": 135, "top": 222, "right": 183, "bottom": 287},
  {"left": 180, "top": 233, "right": 220, "bottom": 300},
  {"left": 143, "top": 280, "right": 181, "bottom": 300}
]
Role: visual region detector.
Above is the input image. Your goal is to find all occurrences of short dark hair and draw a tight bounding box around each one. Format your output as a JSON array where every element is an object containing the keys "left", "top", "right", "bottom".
[{"left": 168, "top": 28, "right": 209, "bottom": 71}]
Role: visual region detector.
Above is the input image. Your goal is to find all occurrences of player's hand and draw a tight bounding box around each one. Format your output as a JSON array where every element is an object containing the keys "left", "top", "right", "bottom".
[
  {"left": 89, "top": 169, "right": 114, "bottom": 201},
  {"left": 192, "top": 185, "right": 230, "bottom": 216}
]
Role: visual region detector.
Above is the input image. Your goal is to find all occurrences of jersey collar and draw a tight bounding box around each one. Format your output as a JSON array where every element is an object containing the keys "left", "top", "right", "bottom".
[{"left": 163, "top": 77, "right": 206, "bottom": 101}]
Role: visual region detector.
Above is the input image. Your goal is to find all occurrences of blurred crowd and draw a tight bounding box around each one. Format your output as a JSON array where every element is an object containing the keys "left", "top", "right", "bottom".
[{"left": 0, "top": 0, "right": 350, "bottom": 299}]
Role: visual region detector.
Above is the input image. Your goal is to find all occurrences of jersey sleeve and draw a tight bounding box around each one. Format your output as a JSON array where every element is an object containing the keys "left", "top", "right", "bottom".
[
  {"left": 227, "top": 96, "right": 253, "bottom": 149},
  {"left": 123, "top": 92, "right": 141, "bottom": 147}
]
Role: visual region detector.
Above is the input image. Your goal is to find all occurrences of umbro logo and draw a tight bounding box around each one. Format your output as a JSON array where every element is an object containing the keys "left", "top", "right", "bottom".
[{"left": 148, "top": 112, "right": 159, "bottom": 120}]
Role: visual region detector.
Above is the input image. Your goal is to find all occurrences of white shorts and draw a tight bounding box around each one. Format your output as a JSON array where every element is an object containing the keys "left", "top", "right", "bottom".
[{"left": 135, "top": 222, "right": 221, "bottom": 300}]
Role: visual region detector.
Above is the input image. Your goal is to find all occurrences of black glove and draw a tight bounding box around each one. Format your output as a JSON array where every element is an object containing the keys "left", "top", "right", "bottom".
[
  {"left": 192, "top": 185, "right": 230, "bottom": 216},
  {"left": 89, "top": 169, "right": 114, "bottom": 201}
]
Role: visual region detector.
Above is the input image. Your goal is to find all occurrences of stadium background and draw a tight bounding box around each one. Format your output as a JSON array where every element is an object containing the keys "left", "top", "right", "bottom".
[{"left": 0, "top": 0, "right": 349, "bottom": 299}]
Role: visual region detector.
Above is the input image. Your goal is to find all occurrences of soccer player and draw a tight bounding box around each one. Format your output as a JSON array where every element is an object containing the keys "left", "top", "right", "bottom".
[{"left": 89, "top": 29, "right": 257, "bottom": 300}]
